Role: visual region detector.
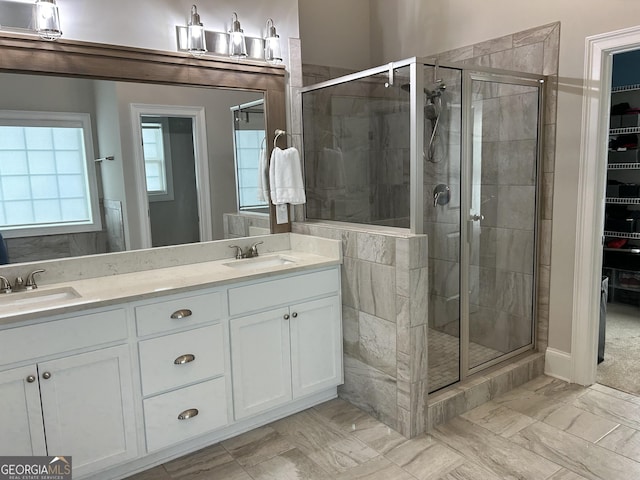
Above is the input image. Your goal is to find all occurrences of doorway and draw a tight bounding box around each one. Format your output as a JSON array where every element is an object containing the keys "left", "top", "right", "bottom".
[
  {"left": 598, "top": 49, "right": 640, "bottom": 396},
  {"left": 130, "top": 104, "right": 212, "bottom": 249},
  {"left": 572, "top": 25, "right": 640, "bottom": 387}
]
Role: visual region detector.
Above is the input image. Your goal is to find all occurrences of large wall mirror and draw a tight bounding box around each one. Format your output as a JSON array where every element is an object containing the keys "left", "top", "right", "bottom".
[{"left": 0, "top": 33, "right": 287, "bottom": 266}]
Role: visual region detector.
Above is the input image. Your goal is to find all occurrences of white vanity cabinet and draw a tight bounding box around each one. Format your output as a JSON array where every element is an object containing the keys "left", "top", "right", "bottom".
[
  {"left": 134, "top": 289, "right": 231, "bottom": 452},
  {"left": 229, "top": 268, "right": 342, "bottom": 420},
  {"left": 0, "top": 309, "right": 138, "bottom": 478}
]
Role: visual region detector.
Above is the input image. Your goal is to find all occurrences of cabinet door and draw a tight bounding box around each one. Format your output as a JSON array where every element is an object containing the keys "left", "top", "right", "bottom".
[
  {"left": 0, "top": 365, "right": 46, "bottom": 455},
  {"left": 39, "top": 345, "right": 138, "bottom": 477},
  {"left": 230, "top": 307, "right": 292, "bottom": 419},
  {"left": 290, "top": 296, "right": 343, "bottom": 399}
]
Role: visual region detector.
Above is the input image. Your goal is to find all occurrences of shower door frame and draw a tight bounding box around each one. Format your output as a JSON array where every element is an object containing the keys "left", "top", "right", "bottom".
[
  {"left": 299, "top": 58, "right": 547, "bottom": 387},
  {"left": 459, "top": 69, "right": 546, "bottom": 381}
]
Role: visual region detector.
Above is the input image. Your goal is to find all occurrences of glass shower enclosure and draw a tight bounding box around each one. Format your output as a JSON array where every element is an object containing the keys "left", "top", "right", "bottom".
[{"left": 301, "top": 58, "right": 544, "bottom": 393}]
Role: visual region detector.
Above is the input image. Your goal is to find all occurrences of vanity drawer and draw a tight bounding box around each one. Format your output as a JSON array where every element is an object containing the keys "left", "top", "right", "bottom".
[
  {"left": 143, "top": 377, "right": 228, "bottom": 452},
  {"left": 138, "top": 324, "right": 225, "bottom": 396},
  {"left": 135, "top": 291, "right": 226, "bottom": 337},
  {"left": 228, "top": 268, "right": 339, "bottom": 316},
  {"left": 0, "top": 309, "right": 127, "bottom": 366}
]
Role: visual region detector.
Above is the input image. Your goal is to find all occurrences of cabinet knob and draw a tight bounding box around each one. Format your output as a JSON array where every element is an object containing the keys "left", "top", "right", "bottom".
[
  {"left": 170, "top": 309, "right": 193, "bottom": 319},
  {"left": 292, "top": 312, "right": 298, "bottom": 318},
  {"left": 42, "top": 372, "right": 51, "bottom": 380},
  {"left": 177, "top": 408, "right": 199, "bottom": 420},
  {"left": 26, "top": 375, "right": 36, "bottom": 383},
  {"left": 283, "top": 314, "right": 290, "bottom": 320},
  {"left": 174, "top": 354, "right": 196, "bottom": 365}
]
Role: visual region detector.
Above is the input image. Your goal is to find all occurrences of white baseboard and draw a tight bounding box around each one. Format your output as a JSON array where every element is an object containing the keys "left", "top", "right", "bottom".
[{"left": 544, "top": 347, "right": 572, "bottom": 382}]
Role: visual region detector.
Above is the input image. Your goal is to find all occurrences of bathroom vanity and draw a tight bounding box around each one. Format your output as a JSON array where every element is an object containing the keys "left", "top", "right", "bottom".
[{"left": 0, "top": 234, "right": 342, "bottom": 480}]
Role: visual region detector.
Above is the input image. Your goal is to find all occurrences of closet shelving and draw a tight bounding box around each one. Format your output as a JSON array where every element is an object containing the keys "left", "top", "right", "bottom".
[{"left": 604, "top": 83, "right": 640, "bottom": 303}]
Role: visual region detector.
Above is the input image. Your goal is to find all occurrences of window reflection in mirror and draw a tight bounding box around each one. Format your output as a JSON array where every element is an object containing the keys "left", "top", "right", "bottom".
[{"left": 231, "top": 100, "right": 268, "bottom": 215}]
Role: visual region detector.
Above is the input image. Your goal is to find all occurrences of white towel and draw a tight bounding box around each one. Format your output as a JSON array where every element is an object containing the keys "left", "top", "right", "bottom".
[
  {"left": 269, "top": 147, "right": 306, "bottom": 205},
  {"left": 257, "top": 147, "right": 270, "bottom": 203}
]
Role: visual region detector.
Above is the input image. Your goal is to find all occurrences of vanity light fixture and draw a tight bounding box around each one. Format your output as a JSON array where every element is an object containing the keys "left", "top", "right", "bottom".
[
  {"left": 35, "top": 0, "right": 62, "bottom": 41},
  {"left": 187, "top": 5, "right": 207, "bottom": 57},
  {"left": 264, "top": 19, "right": 282, "bottom": 64},
  {"left": 229, "top": 12, "right": 247, "bottom": 59}
]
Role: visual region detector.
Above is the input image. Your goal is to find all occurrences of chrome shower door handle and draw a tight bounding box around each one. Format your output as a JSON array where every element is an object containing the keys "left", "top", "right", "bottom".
[{"left": 470, "top": 214, "right": 484, "bottom": 222}]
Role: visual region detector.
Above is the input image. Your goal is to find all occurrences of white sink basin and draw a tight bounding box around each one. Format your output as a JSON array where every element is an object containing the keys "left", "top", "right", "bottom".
[
  {"left": 0, "top": 286, "right": 81, "bottom": 307},
  {"left": 223, "top": 255, "right": 297, "bottom": 270}
]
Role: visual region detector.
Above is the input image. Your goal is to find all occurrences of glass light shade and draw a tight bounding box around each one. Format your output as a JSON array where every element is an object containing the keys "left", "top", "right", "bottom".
[
  {"left": 229, "top": 13, "right": 247, "bottom": 59},
  {"left": 264, "top": 36, "right": 282, "bottom": 64},
  {"left": 264, "top": 20, "right": 282, "bottom": 64},
  {"left": 187, "top": 5, "right": 207, "bottom": 57},
  {"left": 35, "top": 0, "right": 62, "bottom": 41}
]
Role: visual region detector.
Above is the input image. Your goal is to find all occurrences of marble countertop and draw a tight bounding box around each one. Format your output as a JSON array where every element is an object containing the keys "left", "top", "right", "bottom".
[{"left": 0, "top": 249, "right": 341, "bottom": 326}]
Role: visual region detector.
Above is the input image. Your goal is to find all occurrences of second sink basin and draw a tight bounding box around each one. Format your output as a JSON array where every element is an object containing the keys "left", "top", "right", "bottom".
[
  {"left": 223, "top": 254, "right": 297, "bottom": 271},
  {"left": 0, "top": 286, "right": 81, "bottom": 307}
]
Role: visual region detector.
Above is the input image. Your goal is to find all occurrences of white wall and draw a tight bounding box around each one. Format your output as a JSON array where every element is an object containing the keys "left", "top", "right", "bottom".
[
  {"left": 367, "top": 0, "right": 640, "bottom": 354},
  {"left": 298, "top": 0, "right": 372, "bottom": 70}
]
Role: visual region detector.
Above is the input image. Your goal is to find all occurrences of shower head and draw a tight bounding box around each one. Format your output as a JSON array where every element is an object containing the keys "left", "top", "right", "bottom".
[{"left": 400, "top": 82, "right": 445, "bottom": 102}]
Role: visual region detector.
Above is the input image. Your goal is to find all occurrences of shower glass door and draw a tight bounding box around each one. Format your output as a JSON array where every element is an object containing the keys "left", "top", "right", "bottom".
[{"left": 465, "top": 74, "right": 541, "bottom": 372}]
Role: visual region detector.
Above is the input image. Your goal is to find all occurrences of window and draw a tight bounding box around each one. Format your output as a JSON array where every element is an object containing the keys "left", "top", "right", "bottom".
[
  {"left": 0, "top": 111, "right": 101, "bottom": 238},
  {"left": 231, "top": 100, "right": 268, "bottom": 213},
  {"left": 141, "top": 117, "right": 174, "bottom": 202}
]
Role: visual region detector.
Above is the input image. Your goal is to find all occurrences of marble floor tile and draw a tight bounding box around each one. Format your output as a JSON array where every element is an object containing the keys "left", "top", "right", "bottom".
[
  {"left": 460, "top": 401, "right": 535, "bottom": 437},
  {"left": 313, "top": 397, "right": 380, "bottom": 433},
  {"left": 384, "top": 435, "right": 464, "bottom": 480},
  {"left": 244, "top": 448, "right": 329, "bottom": 480},
  {"left": 573, "top": 389, "right": 640, "bottom": 430},
  {"left": 493, "top": 389, "right": 565, "bottom": 421},
  {"left": 124, "top": 466, "right": 171, "bottom": 480},
  {"left": 306, "top": 436, "right": 380, "bottom": 474},
  {"left": 126, "top": 376, "right": 640, "bottom": 480},
  {"left": 547, "top": 469, "right": 590, "bottom": 480},
  {"left": 432, "top": 417, "right": 562, "bottom": 479},
  {"left": 353, "top": 419, "right": 409, "bottom": 454},
  {"left": 511, "top": 421, "right": 640, "bottom": 480},
  {"left": 162, "top": 444, "right": 235, "bottom": 479},
  {"left": 270, "top": 409, "right": 348, "bottom": 454},
  {"left": 221, "top": 425, "right": 294, "bottom": 467},
  {"left": 541, "top": 404, "right": 619, "bottom": 443},
  {"left": 333, "top": 457, "right": 415, "bottom": 480},
  {"left": 590, "top": 383, "right": 640, "bottom": 406},
  {"left": 596, "top": 424, "right": 640, "bottom": 462},
  {"left": 434, "top": 461, "right": 504, "bottom": 480}
]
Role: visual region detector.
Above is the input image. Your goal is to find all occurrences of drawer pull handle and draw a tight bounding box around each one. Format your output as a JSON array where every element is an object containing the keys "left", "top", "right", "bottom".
[
  {"left": 174, "top": 354, "right": 196, "bottom": 365},
  {"left": 178, "top": 408, "right": 199, "bottom": 420},
  {"left": 283, "top": 314, "right": 290, "bottom": 320},
  {"left": 292, "top": 312, "right": 298, "bottom": 318},
  {"left": 26, "top": 375, "right": 36, "bottom": 383},
  {"left": 42, "top": 372, "right": 51, "bottom": 380},
  {"left": 171, "top": 309, "right": 193, "bottom": 319}
]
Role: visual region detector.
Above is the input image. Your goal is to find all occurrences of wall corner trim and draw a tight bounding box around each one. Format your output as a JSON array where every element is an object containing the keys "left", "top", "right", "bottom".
[{"left": 544, "top": 347, "right": 572, "bottom": 383}]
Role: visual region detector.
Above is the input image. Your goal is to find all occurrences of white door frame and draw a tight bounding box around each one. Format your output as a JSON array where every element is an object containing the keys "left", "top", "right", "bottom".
[
  {"left": 572, "top": 26, "right": 640, "bottom": 385},
  {"left": 130, "top": 104, "right": 212, "bottom": 248}
]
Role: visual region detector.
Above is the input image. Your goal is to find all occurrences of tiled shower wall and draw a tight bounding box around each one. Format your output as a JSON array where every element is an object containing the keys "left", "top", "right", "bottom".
[
  {"left": 432, "top": 22, "right": 559, "bottom": 357},
  {"left": 290, "top": 22, "right": 559, "bottom": 435},
  {"left": 292, "top": 222, "right": 429, "bottom": 438},
  {"left": 302, "top": 77, "right": 410, "bottom": 227}
]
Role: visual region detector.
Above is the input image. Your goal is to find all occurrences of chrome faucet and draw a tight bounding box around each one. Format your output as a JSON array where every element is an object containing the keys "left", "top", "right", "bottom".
[
  {"left": 229, "top": 245, "right": 244, "bottom": 260},
  {"left": 247, "top": 241, "right": 263, "bottom": 258},
  {"left": 0, "top": 276, "right": 11, "bottom": 294},
  {"left": 25, "top": 269, "right": 45, "bottom": 290},
  {"left": 229, "top": 242, "right": 264, "bottom": 259}
]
